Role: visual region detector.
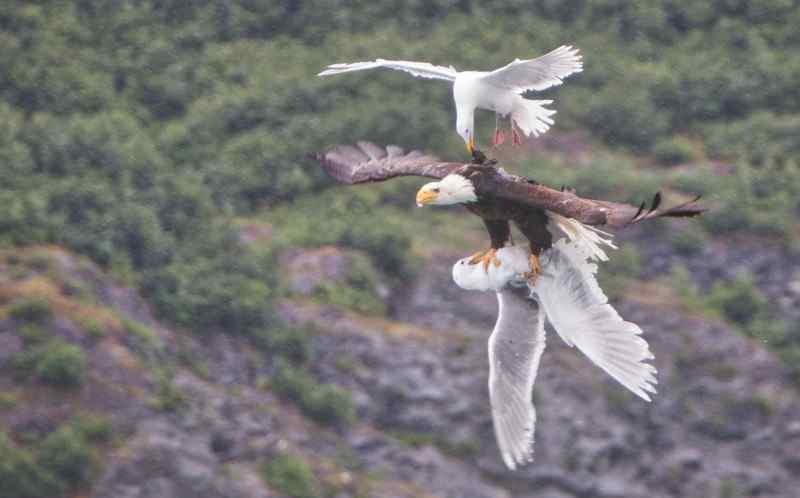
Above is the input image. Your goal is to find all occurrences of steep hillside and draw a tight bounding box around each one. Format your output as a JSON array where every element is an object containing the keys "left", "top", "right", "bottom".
[
  {"left": 2, "top": 230, "right": 799, "bottom": 497},
  {"left": 2, "top": 2, "right": 800, "bottom": 497}
]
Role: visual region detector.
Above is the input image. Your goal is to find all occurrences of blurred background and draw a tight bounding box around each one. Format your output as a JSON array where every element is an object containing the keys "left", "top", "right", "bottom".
[{"left": 0, "top": 1, "right": 799, "bottom": 497}]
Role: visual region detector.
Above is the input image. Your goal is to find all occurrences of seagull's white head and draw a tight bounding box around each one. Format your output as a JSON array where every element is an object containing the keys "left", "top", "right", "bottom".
[{"left": 416, "top": 174, "right": 477, "bottom": 206}]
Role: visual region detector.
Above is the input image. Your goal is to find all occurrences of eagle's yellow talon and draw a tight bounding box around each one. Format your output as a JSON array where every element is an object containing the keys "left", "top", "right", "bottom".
[
  {"left": 482, "top": 248, "right": 499, "bottom": 272},
  {"left": 467, "top": 251, "right": 485, "bottom": 265},
  {"left": 525, "top": 253, "right": 542, "bottom": 285},
  {"left": 467, "top": 248, "right": 502, "bottom": 273}
]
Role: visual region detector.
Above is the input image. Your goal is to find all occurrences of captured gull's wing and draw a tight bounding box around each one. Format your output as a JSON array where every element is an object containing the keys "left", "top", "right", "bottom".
[
  {"left": 535, "top": 240, "right": 658, "bottom": 401},
  {"left": 488, "top": 285, "right": 546, "bottom": 469}
]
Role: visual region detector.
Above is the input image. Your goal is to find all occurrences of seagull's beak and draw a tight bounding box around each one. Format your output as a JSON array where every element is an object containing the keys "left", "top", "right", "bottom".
[
  {"left": 466, "top": 134, "right": 475, "bottom": 154},
  {"left": 416, "top": 189, "right": 438, "bottom": 207}
]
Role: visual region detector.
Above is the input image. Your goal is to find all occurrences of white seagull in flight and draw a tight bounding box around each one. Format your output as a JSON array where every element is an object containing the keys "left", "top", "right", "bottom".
[{"left": 318, "top": 45, "right": 582, "bottom": 153}]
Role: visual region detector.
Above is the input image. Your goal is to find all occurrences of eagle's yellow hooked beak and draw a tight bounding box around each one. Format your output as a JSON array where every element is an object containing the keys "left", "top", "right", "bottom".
[{"left": 416, "top": 188, "right": 438, "bottom": 207}]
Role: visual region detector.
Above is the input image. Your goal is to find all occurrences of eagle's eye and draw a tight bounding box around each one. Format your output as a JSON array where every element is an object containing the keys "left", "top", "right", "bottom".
[{"left": 433, "top": 188, "right": 440, "bottom": 193}]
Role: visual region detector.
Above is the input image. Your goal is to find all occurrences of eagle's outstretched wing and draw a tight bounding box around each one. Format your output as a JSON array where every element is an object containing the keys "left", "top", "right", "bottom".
[
  {"left": 314, "top": 141, "right": 463, "bottom": 184},
  {"left": 318, "top": 59, "right": 458, "bottom": 81},
  {"left": 313, "top": 143, "right": 706, "bottom": 227},
  {"left": 481, "top": 45, "right": 583, "bottom": 93},
  {"left": 482, "top": 177, "right": 706, "bottom": 229}
]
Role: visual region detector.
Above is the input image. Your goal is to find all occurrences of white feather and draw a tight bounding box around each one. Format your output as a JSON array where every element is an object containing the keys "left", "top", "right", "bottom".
[
  {"left": 547, "top": 212, "right": 617, "bottom": 262},
  {"left": 534, "top": 239, "right": 658, "bottom": 401},
  {"left": 488, "top": 287, "right": 546, "bottom": 469}
]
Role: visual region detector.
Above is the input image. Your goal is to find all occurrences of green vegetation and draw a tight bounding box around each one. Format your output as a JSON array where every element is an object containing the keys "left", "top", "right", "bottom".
[
  {"left": 261, "top": 453, "right": 320, "bottom": 498},
  {"left": 251, "top": 326, "right": 312, "bottom": 364},
  {"left": 38, "top": 425, "right": 94, "bottom": 486},
  {"left": 0, "top": 0, "right": 797, "bottom": 457},
  {"left": 0, "top": 1, "right": 796, "bottom": 347},
  {"left": 706, "top": 274, "right": 767, "bottom": 328},
  {"left": 0, "top": 432, "right": 63, "bottom": 498},
  {"left": 0, "top": 392, "right": 17, "bottom": 410},
  {"left": 653, "top": 137, "right": 698, "bottom": 166},
  {"left": 671, "top": 229, "right": 707, "bottom": 257},
  {"left": 34, "top": 342, "right": 87, "bottom": 387},
  {"left": 273, "top": 359, "right": 355, "bottom": 428},
  {"left": 11, "top": 340, "right": 87, "bottom": 388},
  {"left": 8, "top": 297, "right": 53, "bottom": 324},
  {"left": 0, "top": 415, "right": 105, "bottom": 498},
  {"left": 151, "top": 368, "right": 189, "bottom": 413},
  {"left": 0, "top": 0, "right": 795, "bottom": 341},
  {"left": 71, "top": 414, "right": 113, "bottom": 444}
]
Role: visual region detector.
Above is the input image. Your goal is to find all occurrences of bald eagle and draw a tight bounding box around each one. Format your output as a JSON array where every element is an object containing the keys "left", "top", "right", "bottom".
[
  {"left": 315, "top": 142, "right": 706, "bottom": 469},
  {"left": 316, "top": 142, "right": 704, "bottom": 282}
]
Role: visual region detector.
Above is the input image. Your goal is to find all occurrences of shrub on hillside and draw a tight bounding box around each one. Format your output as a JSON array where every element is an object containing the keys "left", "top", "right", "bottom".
[
  {"left": 37, "top": 426, "right": 94, "bottom": 486},
  {"left": 0, "top": 432, "right": 63, "bottom": 498},
  {"left": 706, "top": 274, "right": 767, "bottom": 327},
  {"left": 143, "top": 246, "right": 277, "bottom": 336},
  {"left": 272, "top": 360, "right": 355, "bottom": 427},
  {"left": 71, "top": 414, "right": 113, "bottom": 443},
  {"left": 8, "top": 297, "right": 52, "bottom": 324},
  {"left": 653, "top": 137, "right": 697, "bottom": 165},
  {"left": 35, "top": 342, "right": 87, "bottom": 388},
  {"left": 671, "top": 230, "right": 707, "bottom": 256},
  {"left": 251, "top": 327, "right": 311, "bottom": 363},
  {"left": 261, "top": 454, "right": 319, "bottom": 498}
]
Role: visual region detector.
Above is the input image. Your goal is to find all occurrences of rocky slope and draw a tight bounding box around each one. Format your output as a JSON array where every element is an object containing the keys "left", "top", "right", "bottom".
[{"left": 1, "top": 223, "right": 799, "bottom": 498}]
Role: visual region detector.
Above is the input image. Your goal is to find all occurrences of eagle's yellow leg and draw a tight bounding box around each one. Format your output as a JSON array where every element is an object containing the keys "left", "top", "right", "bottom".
[
  {"left": 525, "top": 253, "right": 542, "bottom": 286},
  {"left": 467, "top": 248, "right": 502, "bottom": 272}
]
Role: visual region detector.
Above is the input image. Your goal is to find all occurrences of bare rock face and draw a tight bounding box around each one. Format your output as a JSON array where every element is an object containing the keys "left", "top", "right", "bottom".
[{"left": 92, "top": 419, "right": 271, "bottom": 498}]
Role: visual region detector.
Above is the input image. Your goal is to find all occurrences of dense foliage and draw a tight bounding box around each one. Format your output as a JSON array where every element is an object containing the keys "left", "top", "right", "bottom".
[
  {"left": 0, "top": 417, "right": 104, "bottom": 498},
  {"left": 0, "top": 1, "right": 798, "bottom": 379}
]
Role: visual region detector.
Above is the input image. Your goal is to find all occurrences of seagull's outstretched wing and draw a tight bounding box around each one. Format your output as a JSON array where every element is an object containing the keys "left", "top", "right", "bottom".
[
  {"left": 535, "top": 241, "right": 658, "bottom": 401},
  {"left": 318, "top": 59, "right": 458, "bottom": 81},
  {"left": 313, "top": 141, "right": 463, "bottom": 184},
  {"left": 488, "top": 285, "right": 546, "bottom": 469},
  {"left": 481, "top": 45, "right": 583, "bottom": 93}
]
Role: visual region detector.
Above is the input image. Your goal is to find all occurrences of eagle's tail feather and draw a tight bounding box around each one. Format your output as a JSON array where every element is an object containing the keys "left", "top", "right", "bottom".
[
  {"left": 533, "top": 240, "right": 658, "bottom": 401},
  {"left": 511, "top": 98, "right": 556, "bottom": 138}
]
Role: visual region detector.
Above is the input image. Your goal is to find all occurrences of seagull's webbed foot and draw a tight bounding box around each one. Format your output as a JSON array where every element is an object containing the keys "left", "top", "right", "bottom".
[
  {"left": 468, "top": 248, "right": 502, "bottom": 273},
  {"left": 511, "top": 121, "right": 523, "bottom": 146},
  {"left": 524, "top": 253, "right": 542, "bottom": 286},
  {"left": 492, "top": 128, "right": 506, "bottom": 146},
  {"left": 492, "top": 114, "right": 506, "bottom": 146}
]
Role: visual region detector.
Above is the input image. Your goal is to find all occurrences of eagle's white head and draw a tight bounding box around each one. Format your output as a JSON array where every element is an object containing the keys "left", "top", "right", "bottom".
[{"left": 416, "top": 174, "right": 478, "bottom": 206}]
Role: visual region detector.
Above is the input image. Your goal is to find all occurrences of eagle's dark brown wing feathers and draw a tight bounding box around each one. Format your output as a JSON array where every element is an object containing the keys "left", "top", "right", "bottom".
[
  {"left": 474, "top": 170, "right": 705, "bottom": 228},
  {"left": 314, "top": 143, "right": 706, "bottom": 227},
  {"left": 315, "top": 142, "right": 463, "bottom": 184},
  {"left": 590, "top": 194, "right": 704, "bottom": 228}
]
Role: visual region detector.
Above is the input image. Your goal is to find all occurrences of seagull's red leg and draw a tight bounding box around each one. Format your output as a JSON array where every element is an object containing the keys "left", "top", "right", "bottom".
[
  {"left": 492, "top": 114, "right": 506, "bottom": 146},
  {"left": 511, "top": 120, "right": 523, "bottom": 146}
]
